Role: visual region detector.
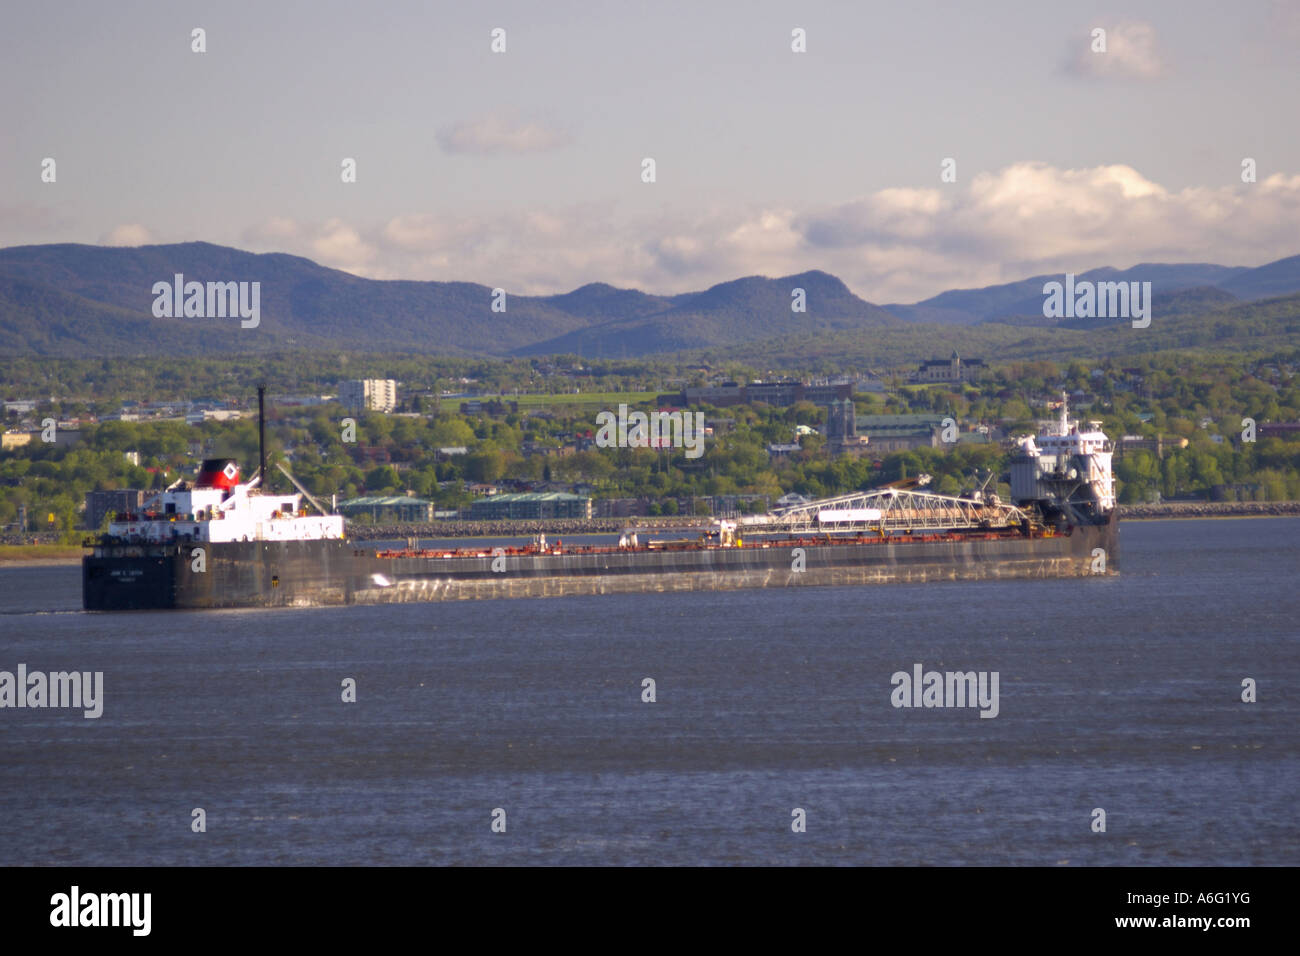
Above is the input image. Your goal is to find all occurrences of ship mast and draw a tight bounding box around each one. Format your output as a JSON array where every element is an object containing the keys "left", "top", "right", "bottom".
[{"left": 258, "top": 384, "right": 267, "bottom": 492}]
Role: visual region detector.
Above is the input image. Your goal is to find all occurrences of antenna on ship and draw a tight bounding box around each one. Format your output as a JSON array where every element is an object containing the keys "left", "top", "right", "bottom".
[{"left": 258, "top": 383, "right": 267, "bottom": 492}]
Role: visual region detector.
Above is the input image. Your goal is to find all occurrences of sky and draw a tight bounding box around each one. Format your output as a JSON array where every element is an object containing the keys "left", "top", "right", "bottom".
[{"left": 2, "top": 0, "right": 1298, "bottom": 303}]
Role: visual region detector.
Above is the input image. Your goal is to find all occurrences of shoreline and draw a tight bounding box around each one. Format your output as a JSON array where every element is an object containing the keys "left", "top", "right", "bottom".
[
  {"left": 0, "top": 545, "right": 88, "bottom": 569},
  {"left": 1118, "top": 501, "right": 1300, "bottom": 520}
]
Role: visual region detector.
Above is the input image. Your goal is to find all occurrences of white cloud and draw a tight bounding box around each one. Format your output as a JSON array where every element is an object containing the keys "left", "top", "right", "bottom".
[
  {"left": 100, "top": 223, "right": 153, "bottom": 246},
  {"left": 381, "top": 215, "right": 447, "bottom": 249},
  {"left": 309, "top": 219, "right": 374, "bottom": 270},
  {"left": 436, "top": 112, "right": 570, "bottom": 154},
  {"left": 242, "top": 217, "right": 301, "bottom": 246},
  {"left": 800, "top": 163, "right": 1300, "bottom": 299},
  {"left": 236, "top": 162, "right": 1300, "bottom": 303},
  {"left": 1068, "top": 20, "right": 1166, "bottom": 79}
]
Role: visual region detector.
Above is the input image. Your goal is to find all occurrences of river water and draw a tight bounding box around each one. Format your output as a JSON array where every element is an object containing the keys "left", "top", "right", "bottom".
[{"left": 0, "top": 518, "right": 1296, "bottom": 865}]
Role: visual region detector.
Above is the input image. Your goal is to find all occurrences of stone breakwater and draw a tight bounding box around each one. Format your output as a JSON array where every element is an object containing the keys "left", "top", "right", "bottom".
[
  {"left": 0, "top": 532, "right": 67, "bottom": 546},
  {"left": 1119, "top": 501, "right": 1300, "bottom": 519},
  {"left": 345, "top": 502, "right": 1300, "bottom": 539}
]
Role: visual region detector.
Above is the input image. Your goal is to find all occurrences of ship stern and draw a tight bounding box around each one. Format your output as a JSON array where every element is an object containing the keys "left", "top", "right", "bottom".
[{"left": 83, "top": 548, "right": 180, "bottom": 610}]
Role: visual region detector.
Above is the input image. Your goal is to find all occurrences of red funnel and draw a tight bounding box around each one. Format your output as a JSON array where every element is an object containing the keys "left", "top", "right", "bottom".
[{"left": 196, "top": 458, "right": 240, "bottom": 489}]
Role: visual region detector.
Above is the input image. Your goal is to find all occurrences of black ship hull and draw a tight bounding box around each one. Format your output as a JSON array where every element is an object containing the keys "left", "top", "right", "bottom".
[{"left": 83, "top": 511, "right": 1118, "bottom": 610}]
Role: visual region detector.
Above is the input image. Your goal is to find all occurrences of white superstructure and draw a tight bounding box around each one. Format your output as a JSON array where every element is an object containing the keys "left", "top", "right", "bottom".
[
  {"left": 106, "top": 460, "right": 344, "bottom": 544},
  {"left": 1010, "top": 393, "right": 1116, "bottom": 514}
]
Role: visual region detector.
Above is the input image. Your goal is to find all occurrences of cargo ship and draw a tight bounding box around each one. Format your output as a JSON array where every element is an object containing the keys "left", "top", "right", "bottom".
[{"left": 83, "top": 392, "right": 1117, "bottom": 610}]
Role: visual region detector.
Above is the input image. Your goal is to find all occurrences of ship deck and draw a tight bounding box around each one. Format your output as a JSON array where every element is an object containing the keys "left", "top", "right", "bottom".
[{"left": 367, "top": 526, "right": 1057, "bottom": 561}]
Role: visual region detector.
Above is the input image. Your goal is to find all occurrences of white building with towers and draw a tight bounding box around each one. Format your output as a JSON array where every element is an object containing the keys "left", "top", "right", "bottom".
[{"left": 341, "top": 379, "right": 398, "bottom": 413}]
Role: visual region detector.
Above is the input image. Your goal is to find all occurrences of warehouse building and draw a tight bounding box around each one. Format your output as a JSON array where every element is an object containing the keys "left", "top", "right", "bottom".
[
  {"left": 466, "top": 492, "right": 592, "bottom": 521},
  {"left": 339, "top": 495, "right": 435, "bottom": 522}
]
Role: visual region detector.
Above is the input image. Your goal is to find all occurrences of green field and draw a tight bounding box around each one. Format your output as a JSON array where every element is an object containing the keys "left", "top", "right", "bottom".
[
  {"left": 0, "top": 544, "right": 87, "bottom": 563},
  {"left": 497, "top": 391, "right": 661, "bottom": 408}
]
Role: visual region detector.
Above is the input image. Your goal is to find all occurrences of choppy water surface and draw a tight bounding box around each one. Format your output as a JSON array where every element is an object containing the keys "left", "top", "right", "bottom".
[{"left": 0, "top": 518, "right": 1296, "bottom": 865}]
